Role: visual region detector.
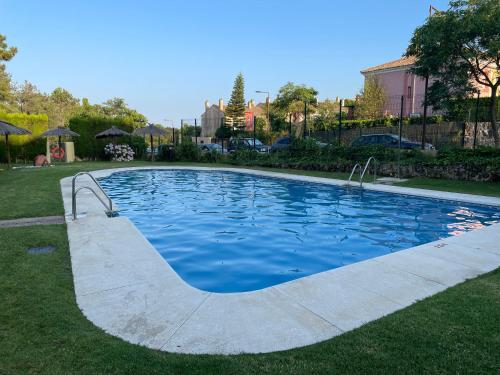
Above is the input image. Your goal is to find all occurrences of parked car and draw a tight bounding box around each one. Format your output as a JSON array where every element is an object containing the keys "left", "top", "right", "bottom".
[
  {"left": 199, "top": 143, "right": 226, "bottom": 154},
  {"left": 271, "top": 136, "right": 291, "bottom": 151},
  {"left": 228, "top": 137, "right": 270, "bottom": 153},
  {"left": 271, "top": 136, "right": 327, "bottom": 152},
  {"left": 351, "top": 134, "right": 435, "bottom": 150}
]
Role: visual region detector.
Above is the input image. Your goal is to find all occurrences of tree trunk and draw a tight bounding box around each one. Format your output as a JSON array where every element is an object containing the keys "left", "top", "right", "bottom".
[{"left": 490, "top": 87, "right": 498, "bottom": 147}]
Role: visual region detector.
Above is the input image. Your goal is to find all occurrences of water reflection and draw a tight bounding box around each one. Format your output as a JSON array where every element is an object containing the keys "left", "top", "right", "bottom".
[{"left": 99, "top": 170, "right": 500, "bottom": 293}]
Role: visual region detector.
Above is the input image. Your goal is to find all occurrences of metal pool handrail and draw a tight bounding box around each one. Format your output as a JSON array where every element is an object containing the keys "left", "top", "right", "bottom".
[
  {"left": 72, "top": 172, "right": 114, "bottom": 220},
  {"left": 348, "top": 163, "right": 362, "bottom": 185},
  {"left": 360, "top": 157, "right": 377, "bottom": 188}
]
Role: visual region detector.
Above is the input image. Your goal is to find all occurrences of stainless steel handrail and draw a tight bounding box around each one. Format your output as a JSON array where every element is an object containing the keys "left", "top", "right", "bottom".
[
  {"left": 360, "top": 157, "right": 377, "bottom": 188},
  {"left": 72, "top": 172, "right": 113, "bottom": 220},
  {"left": 348, "top": 163, "right": 362, "bottom": 185}
]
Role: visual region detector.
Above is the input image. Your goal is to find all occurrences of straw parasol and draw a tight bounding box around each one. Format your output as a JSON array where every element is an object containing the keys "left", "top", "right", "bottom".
[
  {"left": 95, "top": 126, "right": 131, "bottom": 144},
  {"left": 0, "top": 120, "right": 32, "bottom": 168},
  {"left": 40, "top": 126, "right": 80, "bottom": 145},
  {"left": 133, "top": 124, "right": 167, "bottom": 161},
  {"left": 39, "top": 126, "right": 80, "bottom": 161}
]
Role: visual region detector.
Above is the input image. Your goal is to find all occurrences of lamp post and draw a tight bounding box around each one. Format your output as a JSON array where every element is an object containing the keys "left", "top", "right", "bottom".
[{"left": 255, "top": 90, "right": 270, "bottom": 129}]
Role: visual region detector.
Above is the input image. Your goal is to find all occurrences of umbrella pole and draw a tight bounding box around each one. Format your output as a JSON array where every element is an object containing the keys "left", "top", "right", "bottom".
[
  {"left": 150, "top": 134, "right": 154, "bottom": 162},
  {"left": 5, "top": 134, "right": 10, "bottom": 168},
  {"left": 58, "top": 135, "right": 62, "bottom": 162}
]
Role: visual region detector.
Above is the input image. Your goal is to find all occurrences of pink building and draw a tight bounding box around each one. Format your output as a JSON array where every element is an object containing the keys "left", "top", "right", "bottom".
[
  {"left": 361, "top": 56, "right": 432, "bottom": 117},
  {"left": 361, "top": 56, "right": 492, "bottom": 118}
]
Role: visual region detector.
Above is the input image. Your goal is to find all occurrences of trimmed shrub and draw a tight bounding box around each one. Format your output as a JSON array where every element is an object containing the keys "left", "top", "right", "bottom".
[
  {"left": 0, "top": 113, "right": 49, "bottom": 163},
  {"left": 69, "top": 115, "right": 146, "bottom": 160}
]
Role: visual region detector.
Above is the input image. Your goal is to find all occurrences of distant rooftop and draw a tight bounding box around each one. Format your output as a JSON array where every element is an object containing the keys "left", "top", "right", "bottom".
[{"left": 361, "top": 56, "right": 416, "bottom": 74}]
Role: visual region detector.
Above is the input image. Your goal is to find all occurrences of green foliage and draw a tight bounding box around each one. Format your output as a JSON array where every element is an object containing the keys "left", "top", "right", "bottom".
[
  {"left": 272, "top": 82, "right": 318, "bottom": 116},
  {"left": 314, "top": 99, "right": 342, "bottom": 131},
  {"left": 173, "top": 141, "right": 201, "bottom": 161},
  {"left": 215, "top": 123, "right": 233, "bottom": 139},
  {"left": 0, "top": 34, "right": 16, "bottom": 110},
  {"left": 47, "top": 87, "right": 80, "bottom": 127},
  {"left": 356, "top": 77, "right": 386, "bottom": 120},
  {"left": 0, "top": 34, "right": 17, "bottom": 62},
  {"left": 0, "top": 112, "right": 49, "bottom": 162},
  {"left": 68, "top": 115, "right": 146, "bottom": 159},
  {"left": 225, "top": 73, "right": 246, "bottom": 129},
  {"left": 182, "top": 125, "right": 202, "bottom": 137},
  {"left": 224, "top": 139, "right": 498, "bottom": 180},
  {"left": 406, "top": 0, "right": 499, "bottom": 144}
]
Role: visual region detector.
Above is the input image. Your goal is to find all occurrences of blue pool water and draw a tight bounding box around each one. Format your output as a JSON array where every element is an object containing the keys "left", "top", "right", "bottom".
[{"left": 99, "top": 170, "right": 499, "bottom": 293}]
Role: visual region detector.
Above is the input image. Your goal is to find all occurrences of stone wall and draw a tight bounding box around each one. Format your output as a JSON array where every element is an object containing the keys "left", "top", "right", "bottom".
[{"left": 463, "top": 122, "right": 499, "bottom": 148}]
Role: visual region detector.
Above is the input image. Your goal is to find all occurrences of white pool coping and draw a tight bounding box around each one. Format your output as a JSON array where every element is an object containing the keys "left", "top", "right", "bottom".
[{"left": 61, "top": 166, "right": 500, "bottom": 354}]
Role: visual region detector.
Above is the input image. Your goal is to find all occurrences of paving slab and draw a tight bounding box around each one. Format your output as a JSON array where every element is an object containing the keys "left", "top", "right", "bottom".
[
  {"left": 161, "top": 288, "right": 342, "bottom": 354},
  {"left": 0, "top": 215, "right": 64, "bottom": 228}
]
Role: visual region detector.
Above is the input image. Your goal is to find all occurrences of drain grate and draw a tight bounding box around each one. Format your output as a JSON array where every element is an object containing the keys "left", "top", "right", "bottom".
[{"left": 27, "top": 245, "right": 56, "bottom": 255}]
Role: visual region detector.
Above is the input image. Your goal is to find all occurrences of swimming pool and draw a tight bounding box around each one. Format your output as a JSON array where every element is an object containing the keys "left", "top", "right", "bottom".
[{"left": 99, "top": 169, "right": 499, "bottom": 293}]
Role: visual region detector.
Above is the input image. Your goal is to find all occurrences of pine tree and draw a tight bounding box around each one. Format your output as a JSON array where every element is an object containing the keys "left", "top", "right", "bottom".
[{"left": 225, "top": 73, "right": 246, "bottom": 130}]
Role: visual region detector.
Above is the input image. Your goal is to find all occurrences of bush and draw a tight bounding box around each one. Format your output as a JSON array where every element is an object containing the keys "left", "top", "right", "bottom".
[
  {"left": 224, "top": 139, "right": 498, "bottom": 178},
  {"left": 0, "top": 113, "right": 49, "bottom": 163},
  {"left": 173, "top": 141, "right": 201, "bottom": 161},
  {"left": 69, "top": 115, "right": 146, "bottom": 159}
]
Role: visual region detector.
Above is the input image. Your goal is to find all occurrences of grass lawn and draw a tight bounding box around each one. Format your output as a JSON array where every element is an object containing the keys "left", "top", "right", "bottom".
[
  {"left": 0, "top": 161, "right": 498, "bottom": 220},
  {"left": 1, "top": 225, "right": 499, "bottom": 374}
]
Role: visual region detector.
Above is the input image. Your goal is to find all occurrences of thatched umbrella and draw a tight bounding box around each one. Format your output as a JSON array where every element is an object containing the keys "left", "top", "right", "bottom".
[
  {"left": 133, "top": 124, "right": 167, "bottom": 161},
  {"left": 95, "top": 126, "right": 131, "bottom": 144},
  {"left": 39, "top": 126, "right": 80, "bottom": 161},
  {"left": 0, "top": 120, "right": 32, "bottom": 168}
]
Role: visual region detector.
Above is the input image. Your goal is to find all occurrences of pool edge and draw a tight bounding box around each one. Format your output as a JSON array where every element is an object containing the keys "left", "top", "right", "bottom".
[{"left": 61, "top": 167, "right": 500, "bottom": 354}]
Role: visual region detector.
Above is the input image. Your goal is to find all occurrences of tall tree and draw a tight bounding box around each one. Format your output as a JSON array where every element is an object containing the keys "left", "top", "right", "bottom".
[
  {"left": 355, "top": 77, "right": 386, "bottom": 119},
  {"left": 225, "top": 73, "right": 246, "bottom": 130},
  {"left": 314, "top": 99, "right": 339, "bottom": 131},
  {"left": 0, "top": 34, "right": 17, "bottom": 110},
  {"left": 272, "top": 82, "right": 318, "bottom": 137},
  {"left": 13, "top": 81, "right": 46, "bottom": 114},
  {"left": 47, "top": 87, "right": 80, "bottom": 127},
  {"left": 406, "top": 0, "right": 500, "bottom": 146},
  {"left": 272, "top": 82, "right": 318, "bottom": 120}
]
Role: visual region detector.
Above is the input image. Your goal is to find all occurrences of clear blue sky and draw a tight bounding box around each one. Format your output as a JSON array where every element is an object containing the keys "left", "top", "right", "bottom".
[{"left": 1, "top": 0, "right": 449, "bottom": 126}]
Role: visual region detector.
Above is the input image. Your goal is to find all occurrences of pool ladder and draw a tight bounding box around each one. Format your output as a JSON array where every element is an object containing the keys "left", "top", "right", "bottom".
[
  {"left": 72, "top": 172, "right": 115, "bottom": 220},
  {"left": 348, "top": 157, "right": 377, "bottom": 188}
]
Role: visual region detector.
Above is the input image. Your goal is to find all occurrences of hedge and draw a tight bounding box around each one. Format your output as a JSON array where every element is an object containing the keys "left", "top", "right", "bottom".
[
  {"left": 69, "top": 115, "right": 147, "bottom": 160},
  {"left": 0, "top": 113, "right": 49, "bottom": 163},
  {"left": 224, "top": 139, "right": 500, "bottom": 181}
]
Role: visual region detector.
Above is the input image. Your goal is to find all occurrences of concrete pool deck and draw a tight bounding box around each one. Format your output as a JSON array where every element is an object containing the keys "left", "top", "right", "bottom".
[{"left": 61, "top": 167, "right": 500, "bottom": 354}]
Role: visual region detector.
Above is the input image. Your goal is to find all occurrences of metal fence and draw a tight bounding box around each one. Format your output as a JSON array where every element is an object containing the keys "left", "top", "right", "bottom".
[{"left": 311, "top": 121, "right": 498, "bottom": 149}]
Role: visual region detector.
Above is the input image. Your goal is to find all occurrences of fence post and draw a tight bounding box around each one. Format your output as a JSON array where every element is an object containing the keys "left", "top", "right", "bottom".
[
  {"left": 194, "top": 118, "right": 198, "bottom": 145},
  {"left": 338, "top": 99, "right": 342, "bottom": 146},
  {"left": 421, "top": 74, "right": 429, "bottom": 149},
  {"left": 253, "top": 115, "right": 256, "bottom": 151},
  {"left": 473, "top": 92, "right": 479, "bottom": 149},
  {"left": 180, "top": 119, "right": 183, "bottom": 145},
  {"left": 303, "top": 102, "right": 307, "bottom": 139},
  {"left": 398, "top": 95, "right": 404, "bottom": 179},
  {"left": 461, "top": 122, "right": 466, "bottom": 148}
]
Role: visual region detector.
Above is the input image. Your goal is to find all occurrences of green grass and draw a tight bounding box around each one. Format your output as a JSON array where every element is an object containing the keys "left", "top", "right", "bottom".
[
  {"left": 1, "top": 225, "right": 499, "bottom": 374},
  {"left": 0, "top": 161, "right": 498, "bottom": 220},
  {"left": 394, "top": 177, "right": 500, "bottom": 197}
]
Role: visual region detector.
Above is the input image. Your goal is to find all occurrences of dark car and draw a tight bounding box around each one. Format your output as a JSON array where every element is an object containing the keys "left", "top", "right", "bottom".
[
  {"left": 271, "top": 136, "right": 327, "bottom": 152},
  {"left": 228, "top": 138, "right": 270, "bottom": 153},
  {"left": 351, "top": 134, "right": 434, "bottom": 150},
  {"left": 271, "top": 136, "right": 291, "bottom": 151}
]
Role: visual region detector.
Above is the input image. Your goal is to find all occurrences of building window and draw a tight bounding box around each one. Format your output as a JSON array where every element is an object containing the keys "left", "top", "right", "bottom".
[{"left": 407, "top": 86, "right": 412, "bottom": 98}]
